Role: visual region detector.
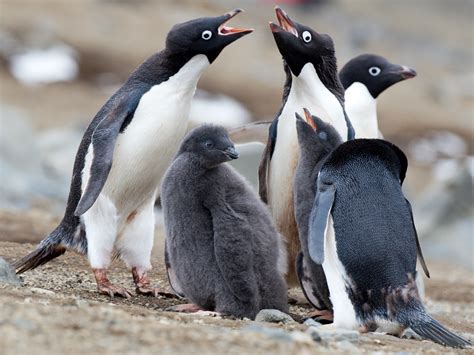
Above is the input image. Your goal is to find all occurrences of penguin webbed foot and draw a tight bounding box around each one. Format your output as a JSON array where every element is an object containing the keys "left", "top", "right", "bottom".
[
  {"left": 165, "top": 303, "right": 222, "bottom": 318},
  {"left": 93, "top": 268, "right": 133, "bottom": 299},
  {"left": 306, "top": 309, "right": 333, "bottom": 324},
  {"left": 132, "top": 267, "right": 177, "bottom": 298}
]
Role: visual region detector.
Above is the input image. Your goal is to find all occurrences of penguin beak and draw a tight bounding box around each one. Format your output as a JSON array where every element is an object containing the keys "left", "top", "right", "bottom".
[
  {"left": 271, "top": 6, "right": 298, "bottom": 37},
  {"left": 223, "top": 146, "right": 239, "bottom": 160},
  {"left": 398, "top": 65, "right": 417, "bottom": 79},
  {"left": 303, "top": 108, "right": 318, "bottom": 130},
  {"left": 218, "top": 9, "right": 254, "bottom": 37}
]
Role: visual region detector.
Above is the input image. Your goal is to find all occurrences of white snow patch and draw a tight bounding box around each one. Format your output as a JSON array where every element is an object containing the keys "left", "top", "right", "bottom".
[{"left": 9, "top": 44, "right": 78, "bottom": 86}]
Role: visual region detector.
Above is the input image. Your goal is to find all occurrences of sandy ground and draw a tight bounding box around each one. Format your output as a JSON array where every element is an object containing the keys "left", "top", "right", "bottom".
[{"left": 0, "top": 210, "right": 473, "bottom": 354}]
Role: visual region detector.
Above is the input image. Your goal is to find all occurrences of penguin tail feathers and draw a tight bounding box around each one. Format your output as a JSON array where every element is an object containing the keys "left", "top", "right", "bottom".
[
  {"left": 403, "top": 310, "right": 471, "bottom": 348},
  {"left": 13, "top": 224, "right": 87, "bottom": 274}
]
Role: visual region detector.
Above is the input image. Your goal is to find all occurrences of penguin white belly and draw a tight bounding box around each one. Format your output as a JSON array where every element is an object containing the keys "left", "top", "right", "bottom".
[
  {"left": 344, "top": 83, "right": 378, "bottom": 139},
  {"left": 92, "top": 55, "right": 209, "bottom": 222},
  {"left": 322, "top": 217, "right": 358, "bottom": 329}
]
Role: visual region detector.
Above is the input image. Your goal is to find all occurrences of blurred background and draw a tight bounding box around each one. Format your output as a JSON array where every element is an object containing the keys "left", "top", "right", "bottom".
[{"left": 0, "top": 0, "right": 472, "bottom": 269}]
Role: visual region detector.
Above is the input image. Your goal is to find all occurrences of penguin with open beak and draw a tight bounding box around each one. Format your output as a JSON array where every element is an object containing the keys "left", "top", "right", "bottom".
[
  {"left": 259, "top": 6, "right": 354, "bottom": 286},
  {"left": 14, "top": 10, "right": 253, "bottom": 298}
]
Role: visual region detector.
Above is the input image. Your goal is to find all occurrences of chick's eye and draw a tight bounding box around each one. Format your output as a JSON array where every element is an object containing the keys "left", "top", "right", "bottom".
[
  {"left": 302, "top": 31, "right": 312, "bottom": 43},
  {"left": 369, "top": 67, "right": 381, "bottom": 76},
  {"left": 202, "top": 30, "right": 213, "bottom": 40},
  {"left": 205, "top": 140, "right": 214, "bottom": 148}
]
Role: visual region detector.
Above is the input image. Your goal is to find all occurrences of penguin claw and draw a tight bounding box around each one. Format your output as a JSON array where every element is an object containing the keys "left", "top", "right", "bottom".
[
  {"left": 97, "top": 282, "right": 133, "bottom": 299},
  {"left": 135, "top": 285, "right": 178, "bottom": 298}
]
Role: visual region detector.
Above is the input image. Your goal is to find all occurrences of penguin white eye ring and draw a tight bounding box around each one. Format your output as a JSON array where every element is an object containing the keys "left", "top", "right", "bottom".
[
  {"left": 202, "top": 30, "right": 213, "bottom": 40},
  {"left": 369, "top": 66, "right": 381, "bottom": 76},
  {"left": 302, "top": 31, "right": 312, "bottom": 43}
]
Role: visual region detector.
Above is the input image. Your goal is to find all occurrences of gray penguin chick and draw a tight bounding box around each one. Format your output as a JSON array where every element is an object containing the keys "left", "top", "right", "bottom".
[
  {"left": 161, "top": 124, "right": 288, "bottom": 319},
  {"left": 294, "top": 108, "right": 342, "bottom": 321}
]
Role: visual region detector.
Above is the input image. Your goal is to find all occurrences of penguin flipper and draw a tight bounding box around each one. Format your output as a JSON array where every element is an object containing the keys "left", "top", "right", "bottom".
[
  {"left": 308, "top": 183, "right": 335, "bottom": 265},
  {"left": 258, "top": 119, "right": 278, "bottom": 203},
  {"left": 405, "top": 198, "right": 430, "bottom": 278},
  {"left": 74, "top": 88, "right": 145, "bottom": 216},
  {"left": 228, "top": 121, "right": 271, "bottom": 146}
]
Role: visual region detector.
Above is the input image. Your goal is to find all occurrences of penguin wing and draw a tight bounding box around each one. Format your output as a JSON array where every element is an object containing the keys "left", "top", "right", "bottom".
[
  {"left": 406, "top": 198, "right": 430, "bottom": 278},
  {"left": 74, "top": 87, "right": 146, "bottom": 216},
  {"left": 211, "top": 206, "right": 258, "bottom": 303},
  {"left": 257, "top": 119, "right": 278, "bottom": 203},
  {"left": 228, "top": 121, "right": 271, "bottom": 146},
  {"left": 308, "top": 183, "right": 336, "bottom": 265}
]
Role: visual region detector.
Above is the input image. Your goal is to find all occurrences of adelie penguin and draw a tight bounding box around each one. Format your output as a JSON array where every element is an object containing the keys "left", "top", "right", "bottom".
[
  {"left": 259, "top": 6, "right": 353, "bottom": 285},
  {"left": 340, "top": 54, "right": 417, "bottom": 138},
  {"left": 306, "top": 138, "right": 470, "bottom": 348},
  {"left": 14, "top": 10, "right": 253, "bottom": 298},
  {"left": 293, "top": 108, "right": 342, "bottom": 322},
  {"left": 161, "top": 124, "right": 288, "bottom": 319}
]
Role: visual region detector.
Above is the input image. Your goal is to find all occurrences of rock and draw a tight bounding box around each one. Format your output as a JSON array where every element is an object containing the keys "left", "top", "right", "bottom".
[
  {"left": 303, "top": 318, "right": 323, "bottom": 328},
  {"left": 0, "top": 257, "right": 22, "bottom": 286},
  {"left": 30, "top": 287, "right": 56, "bottom": 296},
  {"left": 255, "top": 309, "right": 296, "bottom": 324}
]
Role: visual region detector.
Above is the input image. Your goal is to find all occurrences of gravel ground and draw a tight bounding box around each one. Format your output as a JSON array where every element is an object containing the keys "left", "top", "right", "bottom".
[{"left": 0, "top": 237, "right": 473, "bottom": 354}]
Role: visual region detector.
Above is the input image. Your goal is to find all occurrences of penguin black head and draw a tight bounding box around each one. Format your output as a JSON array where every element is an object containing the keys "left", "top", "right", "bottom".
[
  {"left": 339, "top": 54, "right": 417, "bottom": 98},
  {"left": 166, "top": 9, "right": 253, "bottom": 64},
  {"left": 269, "top": 7, "right": 336, "bottom": 75},
  {"left": 295, "top": 108, "right": 343, "bottom": 150},
  {"left": 179, "top": 124, "right": 239, "bottom": 169}
]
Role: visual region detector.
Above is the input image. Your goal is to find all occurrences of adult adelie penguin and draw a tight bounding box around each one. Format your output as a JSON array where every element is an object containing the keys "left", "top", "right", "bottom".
[
  {"left": 161, "top": 125, "right": 288, "bottom": 319},
  {"left": 340, "top": 54, "right": 417, "bottom": 138},
  {"left": 14, "top": 10, "right": 253, "bottom": 298},
  {"left": 260, "top": 7, "right": 354, "bottom": 285},
  {"left": 308, "top": 139, "right": 470, "bottom": 348}
]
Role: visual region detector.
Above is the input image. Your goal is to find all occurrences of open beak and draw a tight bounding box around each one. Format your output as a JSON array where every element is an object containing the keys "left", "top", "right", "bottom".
[
  {"left": 398, "top": 65, "right": 417, "bottom": 79},
  {"left": 218, "top": 9, "right": 253, "bottom": 36},
  {"left": 303, "top": 108, "right": 318, "bottom": 130},
  {"left": 224, "top": 146, "right": 239, "bottom": 160},
  {"left": 270, "top": 6, "right": 298, "bottom": 36}
]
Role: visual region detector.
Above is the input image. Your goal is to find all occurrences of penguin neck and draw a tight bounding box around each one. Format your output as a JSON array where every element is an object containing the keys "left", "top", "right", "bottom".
[
  {"left": 132, "top": 51, "right": 210, "bottom": 90},
  {"left": 344, "top": 82, "right": 378, "bottom": 138},
  {"left": 282, "top": 63, "right": 348, "bottom": 138}
]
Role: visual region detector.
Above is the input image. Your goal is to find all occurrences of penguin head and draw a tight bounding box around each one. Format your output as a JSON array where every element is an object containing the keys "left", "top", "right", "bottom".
[
  {"left": 269, "top": 7, "right": 337, "bottom": 78},
  {"left": 179, "top": 124, "right": 239, "bottom": 169},
  {"left": 295, "top": 108, "right": 342, "bottom": 150},
  {"left": 339, "top": 54, "right": 417, "bottom": 98},
  {"left": 166, "top": 9, "right": 253, "bottom": 64}
]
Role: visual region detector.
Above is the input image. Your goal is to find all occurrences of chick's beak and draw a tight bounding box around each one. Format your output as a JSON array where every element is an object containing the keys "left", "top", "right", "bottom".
[{"left": 224, "top": 146, "right": 239, "bottom": 160}]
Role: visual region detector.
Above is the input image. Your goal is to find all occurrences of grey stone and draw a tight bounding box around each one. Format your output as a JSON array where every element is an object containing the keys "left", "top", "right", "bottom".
[
  {"left": 317, "top": 327, "right": 360, "bottom": 342},
  {"left": 255, "top": 309, "right": 296, "bottom": 324},
  {"left": 303, "top": 318, "right": 323, "bottom": 328},
  {"left": 0, "top": 257, "right": 22, "bottom": 286}
]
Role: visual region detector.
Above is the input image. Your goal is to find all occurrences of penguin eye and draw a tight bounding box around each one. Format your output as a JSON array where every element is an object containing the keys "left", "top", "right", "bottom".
[
  {"left": 204, "top": 140, "right": 214, "bottom": 148},
  {"left": 201, "top": 30, "right": 213, "bottom": 40},
  {"left": 302, "top": 31, "right": 312, "bottom": 43},
  {"left": 369, "top": 67, "right": 381, "bottom": 76}
]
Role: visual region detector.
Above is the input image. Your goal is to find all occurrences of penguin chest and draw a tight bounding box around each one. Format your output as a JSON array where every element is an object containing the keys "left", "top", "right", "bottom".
[
  {"left": 344, "top": 83, "right": 378, "bottom": 138},
  {"left": 105, "top": 86, "right": 192, "bottom": 209}
]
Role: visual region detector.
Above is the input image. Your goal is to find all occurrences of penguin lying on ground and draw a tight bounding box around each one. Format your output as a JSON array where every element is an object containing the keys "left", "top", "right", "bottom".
[
  {"left": 293, "top": 109, "right": 342, "bottom": 322},
  {"left": 340, "top": 54, "right": 417, "bottom": 138},
  {"left": 161, "top": 124, "right": 288, "bottom": 319},
  {"left": 258, "top": 6, "right": 354, "bottom": 288},
  {"left": 14, "top": 9, "right": 253, "bottom": 298},
  {"left": 306, "top": 138, "right": 470, "bottom": 348}
]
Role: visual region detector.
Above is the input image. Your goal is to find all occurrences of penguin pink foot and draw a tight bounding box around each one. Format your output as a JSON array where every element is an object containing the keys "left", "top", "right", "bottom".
[
  {"left": 132, "top": 267, "right": 177, "bottom": 298},
  {"left": 166, "top": 304, "right": 222, "bottom": 317},
  {"left": 307, "top": 309, "right": 333, "bottom": 323},
  {"left": 93, "top": 268, "right": 133, "bottom": 299}
]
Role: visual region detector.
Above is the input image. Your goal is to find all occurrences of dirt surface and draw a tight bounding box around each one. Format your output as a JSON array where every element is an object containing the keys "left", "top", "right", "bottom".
[{"left": 0, "top": 210, "right": 473, "bottom": 355}]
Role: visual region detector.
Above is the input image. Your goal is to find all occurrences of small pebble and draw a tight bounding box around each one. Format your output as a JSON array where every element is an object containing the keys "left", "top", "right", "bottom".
[
  {"left": 30, "top": 287, "right": 56, "bottom": 296},
  {"left": 0, "top": 257, "right": 22, "bottom": 286},
  {"left": 255, "top": 309, "right": 296, "bottom": 324},
  {"left": 304, "top": 318, "right": 323, "bottom": 328}
]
